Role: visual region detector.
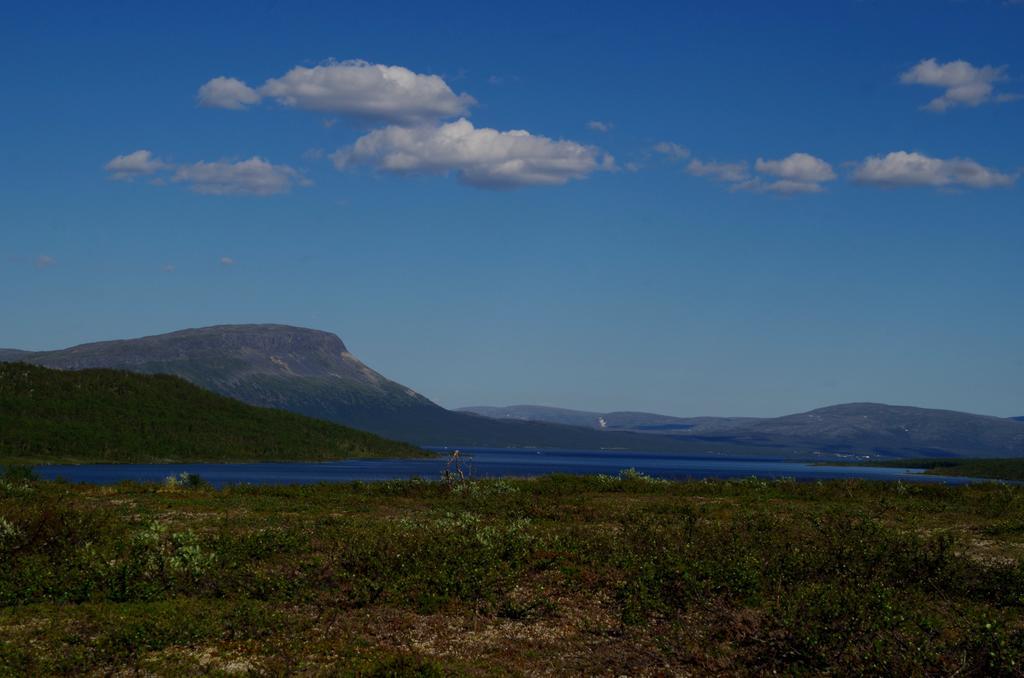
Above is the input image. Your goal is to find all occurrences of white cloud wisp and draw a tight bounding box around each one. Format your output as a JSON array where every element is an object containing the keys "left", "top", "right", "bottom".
[
  {"left": 104, "top": 150, "right": 170, "bottom": 181},
  {"left": 106, "top": 151, "right": 306, "bottom": 196}
]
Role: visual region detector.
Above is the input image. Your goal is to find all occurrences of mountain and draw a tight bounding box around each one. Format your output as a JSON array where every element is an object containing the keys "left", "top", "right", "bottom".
[
  {"left": 463, "top": 402, "right": 1024, "bottom": 458},
  {"left": 458, "top": 405, "right": 757, "bottom": 434},
  {"left": 0, "top": 325, "right": 766, "bottom": 455},
  {"left": 9, "top": 324, "right": 1020, "bottom": 458},
  {"left": 0, "top": 362, "right": 421, "bottom": 464},
  {"left": 1013, "top": 417, "right": 1024, "bottom": 423},
  {"left": 698, "top": 403, "right": 1024, "bottom": 458}
]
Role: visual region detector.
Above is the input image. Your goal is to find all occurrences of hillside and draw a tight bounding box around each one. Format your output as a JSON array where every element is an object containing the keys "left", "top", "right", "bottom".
[{"left": 0, "top": 362, "right": 423, "bottom": 464}]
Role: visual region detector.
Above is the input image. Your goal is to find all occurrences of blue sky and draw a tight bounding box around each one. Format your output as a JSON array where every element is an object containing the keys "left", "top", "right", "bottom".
[{"left": 2, "top": 0, "right": 1022, "bottom": 417}]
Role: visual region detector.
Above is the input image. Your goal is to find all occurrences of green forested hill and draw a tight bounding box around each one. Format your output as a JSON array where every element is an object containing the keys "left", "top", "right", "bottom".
[{"left": 0, "top": 363, "right": 423, "bottom": 463}]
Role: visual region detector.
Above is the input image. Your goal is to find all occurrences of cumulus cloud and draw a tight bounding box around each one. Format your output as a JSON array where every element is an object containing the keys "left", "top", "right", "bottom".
[
  {"left": 653, "top": 141, "right": 690, "bottom": 160},
  {"left": 198, "top": 59, "right": 475, "bottom": 125},
  {"left": 684, "top": 152, "right": 836, "bottom": 194},
  {"left": 686, "top": 158, "right": 749, "bottom": 182},
  {"left": 332, "top": 118, "right": 612, "bottom": 188},
  {"left": 34, "top": 255, "right": 56, "bottom": 269},
  {"left": 587, "top": 120, "right": 612, "bottom": 132},
  {"left": 197, "top": 76, "right": 261, "bottom": 109},
  {"left": 220, "top": 257, "right": 235, "bottom": 266},
  {"left": 853, "top": 151, "right": 1016, "bottom": 189},
  {"left": 104, "top": 150, "right": 170, "bottom": 180},
  {"left": 746, "top": 152, "right": 837, "bottom": 193},
  {"left": 755, "top": 153, "right": 836, "bottom": 183},
  {"left": 900, "top": 58, "right": 1017, "bottom": 112},
  {"left": 172, "top": 157, "right": 306, "bottom": 195}
]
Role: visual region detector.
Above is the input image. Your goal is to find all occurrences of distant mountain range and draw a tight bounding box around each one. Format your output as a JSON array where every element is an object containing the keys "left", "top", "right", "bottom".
[
  {"left": 458, "top": 405, "right": 756, "bottom": 434},
  {"left": 460, "top": 402, "right": 1024, "bottom": 458},
  {"left": 3, "top": 324, "right": 1022, "bottom": 459}
]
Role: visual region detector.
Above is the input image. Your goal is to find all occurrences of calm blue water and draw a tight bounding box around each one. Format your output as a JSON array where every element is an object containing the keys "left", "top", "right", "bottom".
[{"left": 33, "top": 448, "right": 987, "bottom": 487}]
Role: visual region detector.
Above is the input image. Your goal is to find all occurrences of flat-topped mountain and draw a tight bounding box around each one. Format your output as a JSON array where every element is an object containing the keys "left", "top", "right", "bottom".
[
  {"left": 6, "top": 324, "right": 425, "bottom": 398},
  {"left": 8, "top": 324, "right": 435, "bottom": 417}
]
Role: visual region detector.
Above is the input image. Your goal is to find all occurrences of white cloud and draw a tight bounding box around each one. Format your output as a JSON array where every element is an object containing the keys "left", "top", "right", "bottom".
[
  {"left": 853, "top": 151, "right": 1016, "bottom": 189},
  {"left": 653, "top": 141, "right": 690, "bottom": 160},
  {"left": 172, "top": 157, "right": 306, "bottom": 195},
  {"left": 685, "top": 152, "right": 836, "bottom": 194},
  {"left": 161, "top": 264, "right": 176, "bottom": 273},
  {"left": 733, "top": 178, "right": 827, "bottom": 195},
  {"left": 587, "top": 120, "right": 612, "bottom": 132},
  {"left": 220, "top": 257, "right": 235, "bottom": 266},
  {"left": 762, "top": 179, "right": 826, "bottom": 194},
  {"left": 744, "top": 152, "right": 837, "bottom": 193},
  {"left": 106, "top": 151, "right": 304, "bottom": 197},
  {"left": 197, "top": 76, "right": 261, "bottom": 109},
  {"left": 104, "top": 150, "right": 170, "bottom": 180},
  {"left": 686, "top": 158, "right": 749, "bottom": 182},
  {"left": 900, "top": 58, "right": 1015, "bottom": 112},
  {"left": 332, "top": 118, "right": 612, "bottom": 188},
  {"left": 199, "top": 59, "right": 475, "bottom": 125},
  {"left": 34, "top": 255, "right": 56, "bottom": 269},
  {"left": 755, "top": 153, "right": 836, "bottom": 183}
]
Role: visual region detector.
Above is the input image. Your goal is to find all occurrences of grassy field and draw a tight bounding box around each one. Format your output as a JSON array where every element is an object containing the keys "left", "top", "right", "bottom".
[
  {"left": 3, "top": 469, "right": 1024, "bottom": 675},
  {"left": 0, "top": 363, "right": 423, "bottom": 464}
]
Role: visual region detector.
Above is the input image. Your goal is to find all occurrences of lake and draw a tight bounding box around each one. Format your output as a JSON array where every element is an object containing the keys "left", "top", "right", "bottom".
[{"left": 33, "top": 447, "right": 987, "bottom": 487}]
